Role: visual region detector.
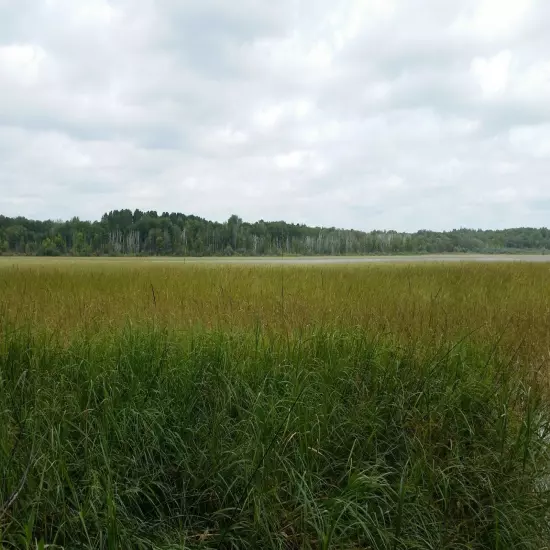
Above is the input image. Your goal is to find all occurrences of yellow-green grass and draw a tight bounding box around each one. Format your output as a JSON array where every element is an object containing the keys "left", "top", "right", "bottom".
[
  {"left": 1, "top": 259, "right": 550, "bottom": 549},
  {"left": 1, "top": 259, "right": 550, "bottom": 363}
]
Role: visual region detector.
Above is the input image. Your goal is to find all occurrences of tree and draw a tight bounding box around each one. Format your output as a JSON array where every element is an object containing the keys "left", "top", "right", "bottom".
[{"left": 1, "top": 210, "right": 550, "bottom": 257}]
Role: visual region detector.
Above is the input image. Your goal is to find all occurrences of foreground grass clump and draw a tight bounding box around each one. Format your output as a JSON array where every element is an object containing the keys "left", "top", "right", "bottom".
[{"left": 1, "top": 326, "right": 549, "bottom": 549}]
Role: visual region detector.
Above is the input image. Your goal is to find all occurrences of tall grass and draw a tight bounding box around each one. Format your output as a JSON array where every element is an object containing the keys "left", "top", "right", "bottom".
[
  {"left": 1, "top": 260, "right": 550, "bottom": 361},
  {"left": 1, "top": 260, "right": 550, "bottom": 548}
]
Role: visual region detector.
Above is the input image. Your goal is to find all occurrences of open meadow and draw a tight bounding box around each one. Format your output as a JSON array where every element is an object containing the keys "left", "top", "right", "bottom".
[{"left": 1, "top": 257, "right": 550, "bottom": 549}]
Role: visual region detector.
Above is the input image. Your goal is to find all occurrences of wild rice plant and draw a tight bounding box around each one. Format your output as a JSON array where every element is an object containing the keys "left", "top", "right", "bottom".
[{"left": 0, "top": 260, "right": 549, "bottom": 548}]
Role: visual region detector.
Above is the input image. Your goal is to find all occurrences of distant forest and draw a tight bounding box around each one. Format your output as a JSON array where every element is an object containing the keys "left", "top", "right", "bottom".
[{"left": 1, "top": 209, "right": 550, "bottom": 256}]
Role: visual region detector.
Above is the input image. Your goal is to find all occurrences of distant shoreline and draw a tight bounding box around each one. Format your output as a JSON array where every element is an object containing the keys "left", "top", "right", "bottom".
[{"left": 3, "top": 253, "right": 550, "bottom": 265}]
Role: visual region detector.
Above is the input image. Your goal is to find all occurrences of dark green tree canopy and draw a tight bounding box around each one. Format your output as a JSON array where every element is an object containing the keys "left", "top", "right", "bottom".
[{"left": 0, "top": 211, "right": 548, "bottom": 256}]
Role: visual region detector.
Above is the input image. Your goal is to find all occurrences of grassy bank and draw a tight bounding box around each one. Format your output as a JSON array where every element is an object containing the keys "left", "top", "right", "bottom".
[{"left": 1, "top": 261, "right": 550, "bottom": 548}]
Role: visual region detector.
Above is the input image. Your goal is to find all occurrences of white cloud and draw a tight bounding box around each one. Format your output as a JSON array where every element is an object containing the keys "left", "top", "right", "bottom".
[
  {"left": 455, "top": 0, "right": 533, "bottom": 39},
  {"left": 0, "top": 0, "right": 550, "bottom": 231},
  {"left": 0, "top": 44, "right": 48, "bottom": 86},
  {"left": 471, "top": 51, "right": 511, "bottom": 97},
  {"left": 253, "top": 104, "right": 286, "bottom": 129},
  {"left": 509, "top": 124, "right": 550, "bottom": 158},
  {"left": 274, "top": 151, "right": 306, "bottom": 170}
]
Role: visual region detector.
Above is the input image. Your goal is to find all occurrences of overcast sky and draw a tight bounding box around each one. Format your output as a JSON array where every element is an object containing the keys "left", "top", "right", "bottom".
[{"left": 1, "top": 0, "right": 549, "bottom": 231}]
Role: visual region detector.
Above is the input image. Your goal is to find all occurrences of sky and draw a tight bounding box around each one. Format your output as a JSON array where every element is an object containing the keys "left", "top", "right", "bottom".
[{"left": 1, "top": 0, "right": 550, "bottom": 232}]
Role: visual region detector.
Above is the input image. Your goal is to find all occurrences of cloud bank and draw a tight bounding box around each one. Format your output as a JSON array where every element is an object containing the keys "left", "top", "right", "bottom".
[{"left": 1, "top": 0, "right": 550, "bottom": 231}]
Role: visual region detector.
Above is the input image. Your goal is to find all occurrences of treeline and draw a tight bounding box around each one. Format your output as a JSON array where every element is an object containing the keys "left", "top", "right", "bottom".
[{"left": 1, "top": 209, "right": 550, "bottom": 256}]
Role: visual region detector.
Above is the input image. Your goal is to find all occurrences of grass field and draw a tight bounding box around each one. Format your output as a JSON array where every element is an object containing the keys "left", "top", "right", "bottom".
[{"left": 1, "top": 259, "right": 550, "bottom": 549}]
